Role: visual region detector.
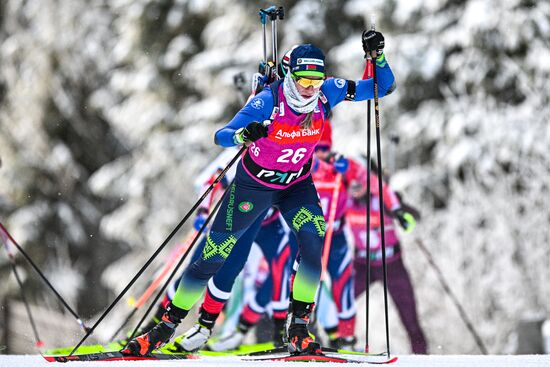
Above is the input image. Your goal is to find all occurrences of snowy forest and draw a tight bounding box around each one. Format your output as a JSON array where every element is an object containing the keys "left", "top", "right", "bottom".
[{"left": 1, "top": 0, "right": 549, "bottom": 356}]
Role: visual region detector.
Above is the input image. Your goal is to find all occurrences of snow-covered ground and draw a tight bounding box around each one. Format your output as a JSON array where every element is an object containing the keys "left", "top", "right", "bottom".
[{"left": 2, "top": 354, "right": 550, "bottom": 367}]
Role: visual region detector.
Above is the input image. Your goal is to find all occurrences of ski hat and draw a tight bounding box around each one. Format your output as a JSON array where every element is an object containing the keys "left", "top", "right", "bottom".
[
  {"left": 290, "top": 44, "right": 325, "bottom": 78},
  {"left": 317, "top": 119, "right": 332, "bottom": 148}
]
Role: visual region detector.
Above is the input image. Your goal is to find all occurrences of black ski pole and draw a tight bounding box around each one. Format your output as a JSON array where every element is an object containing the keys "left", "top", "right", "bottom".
[
  {"left": 69, "top": 146, "right": 246, "bottom": 356},
  {"left": 415, "top": 238, "right": 489, "bottom": 354},
  {"left": 364, "top": 53, "right": 373, "bottom": 354},
  {"left": 1, "top": 237, "right": 44, "bottom": 349},
  {"left": 126, "top": 180, "right": 231, "bottom": 340},
  {"left": 371, "top": 18, "right": 392, "bottom": 358},
  {"left": 0, "top": 221, "right": 90, "bottom": 332}
]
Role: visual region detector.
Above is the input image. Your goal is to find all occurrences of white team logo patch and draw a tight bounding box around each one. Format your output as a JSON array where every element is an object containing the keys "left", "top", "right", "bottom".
[
  {"left": 297, "top": 58, "right": 324, "bottom": 66},
  {"left": 250, "top": 98, "right": 264, "bottom": 110},
  {"left": 335, "top": 78, "right": 346, "bottom": 88}
]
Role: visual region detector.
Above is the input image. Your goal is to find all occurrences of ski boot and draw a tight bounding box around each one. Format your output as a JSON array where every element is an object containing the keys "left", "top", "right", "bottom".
[
  {"left": 172, "top": 308, "right": 218, "bottom": 352},
  {"left": 209, "top": 316, "right": 253, "bottom": 351},
  {"left": 286, "top": 300, "right": 322, "bottom": 355},
  {"left": 139, "top": 304, "right": 168, "bottom": 334},
  {"left": 119, "top": 303, "right": 168, "bottom": 347},
  {"left": 121, "top": 304, "right": 187, "bottom": 356}
]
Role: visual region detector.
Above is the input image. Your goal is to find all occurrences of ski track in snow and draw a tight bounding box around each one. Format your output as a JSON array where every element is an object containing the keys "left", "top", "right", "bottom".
[{"left": 2, "top": 355, "right": 550, "bottom": 367}]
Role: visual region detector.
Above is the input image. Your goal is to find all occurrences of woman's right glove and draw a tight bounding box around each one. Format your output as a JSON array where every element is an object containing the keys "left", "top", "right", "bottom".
[{"left": 234, "top": 121, "right": 269, "bottom": 144}]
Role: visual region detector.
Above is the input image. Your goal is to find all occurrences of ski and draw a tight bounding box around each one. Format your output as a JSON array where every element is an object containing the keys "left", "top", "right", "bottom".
[
  {"left": 333, "top": 349, "right": 388, "bottom": 357},
  {"left": 242, "top": 351, "right": 398, "bottom": 364},
  {"left": 244, "top": 346, "right": 387, "bottom": 357},
  {"left": 243, "top": 347, "right": 397, "bottom": 364},
  {"left": 43, "top": 350, "right": 197, "bottom": 363},
  {"left": 243, "top": 354, "right": 362, "bottom": 363},
  {"left": 203, "top": 341, "right": 276, "bottom": 355},
  {"left": 162, "top": 341, "right": 280, "bottom": 356},
  {"left": 45, "top": 342, "right": 123, "bottom": 356},
  {"left": 321, "top": 347, "right": 387, "bottom": 357},
  {"left": 243, "top": 345, "right": 288, "bottom": 355},
  {"left": 43, "top": 346, "right": 396, "bottom": 364}
]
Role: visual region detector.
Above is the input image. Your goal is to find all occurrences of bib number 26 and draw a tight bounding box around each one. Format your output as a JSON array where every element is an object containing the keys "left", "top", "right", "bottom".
[{"left": 277, "top": 148, "right": 307, "bottom": 164}]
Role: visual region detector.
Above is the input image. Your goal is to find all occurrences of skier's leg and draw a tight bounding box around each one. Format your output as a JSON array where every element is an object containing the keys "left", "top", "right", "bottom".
[
  {"left": 174, "top": 213, "right": 266, "bottom": 352},
  {"left": 269, "top": 234, "right": 294, "bottom": 345},
  {"left": 277, "top": 176, "right": 325, "bottom": 354},
  {"left": 387, "top": 256, "right": 428, "bottom": 354},
  {"left": 210, "top": 213, "right": 289, "bottom": 351},
  {"left": 326, "top": 231, "right": 356, "bottom": 349},
  {"left": 255, "top": 216, "right": 295, "bottom": 345},
  {"left": 353, "top": 257, "right": 368, "bottom": 299},
  {"left": 316, "top": 282, "right": 339, "bottom": 344}
]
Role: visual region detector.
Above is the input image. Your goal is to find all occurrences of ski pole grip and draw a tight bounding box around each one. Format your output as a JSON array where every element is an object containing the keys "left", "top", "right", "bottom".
[
  {"left": 259, "top": 6, "right": 277, "bottom": 24},
  {"left": 278, "top": 6, "right": 285, "bottom": 20}
]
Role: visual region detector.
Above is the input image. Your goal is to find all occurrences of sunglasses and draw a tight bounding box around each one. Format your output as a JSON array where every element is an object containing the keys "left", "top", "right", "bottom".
[{"left": 292, "top": 75, "right": 325, "bottom": 88}]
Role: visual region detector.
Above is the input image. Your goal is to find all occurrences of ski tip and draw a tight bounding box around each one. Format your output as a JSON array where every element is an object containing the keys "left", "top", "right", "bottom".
[
  {"left": 42, "top": 355, "right": 77, "bottom": 363},
  {"left": 42, "top": 355, "right": 56, "bottom": 362},
  {"left": 389, "top": 356, "right": 399, "bottom": 363}
]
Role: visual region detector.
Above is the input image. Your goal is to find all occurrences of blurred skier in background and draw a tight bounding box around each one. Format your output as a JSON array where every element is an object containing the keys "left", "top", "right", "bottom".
[
  {"left": 309, "top": 122, "right": 365, "bottom": 350},
  {"left": 346, "top": 164, "right": 428, "bottom": 354}
]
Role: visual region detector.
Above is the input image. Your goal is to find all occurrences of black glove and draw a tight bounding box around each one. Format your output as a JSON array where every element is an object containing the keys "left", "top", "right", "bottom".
[
  {"left": 235, "top": 121, "right": 268, "bottom": 144},
  {"left": 392, "top": 208, "right": 416, "bottom": 233},
  {"left": 362, "top": 30, "right": 385, "bottom": 58}
]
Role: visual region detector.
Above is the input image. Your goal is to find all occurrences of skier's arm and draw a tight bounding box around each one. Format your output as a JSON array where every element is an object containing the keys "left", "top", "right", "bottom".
[
  {"left": 381, "top": 180, "right": 401, "bottom": 212},
  {"left": 322, "top": 29, "right": 395, "bottom": 109},
  {"left": 380, "top": 179, "right": 417, "bottom": 232},
  {"left": 214, "top": 91, "right": 273, "bottom": 147},
  {"left": 357, "top": 30, "right": 396, "bottom": 100},
  {"left": 321, "top": 59, "right": 395, "bottom": 110},
  {"left": 356, "top": 55, "right": 396, "bottom": 99}
]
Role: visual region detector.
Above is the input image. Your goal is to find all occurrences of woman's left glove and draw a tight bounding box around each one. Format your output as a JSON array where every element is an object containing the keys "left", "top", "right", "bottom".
[{"left": 362, "top": 30, "right": 385, "bottom": 58}]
